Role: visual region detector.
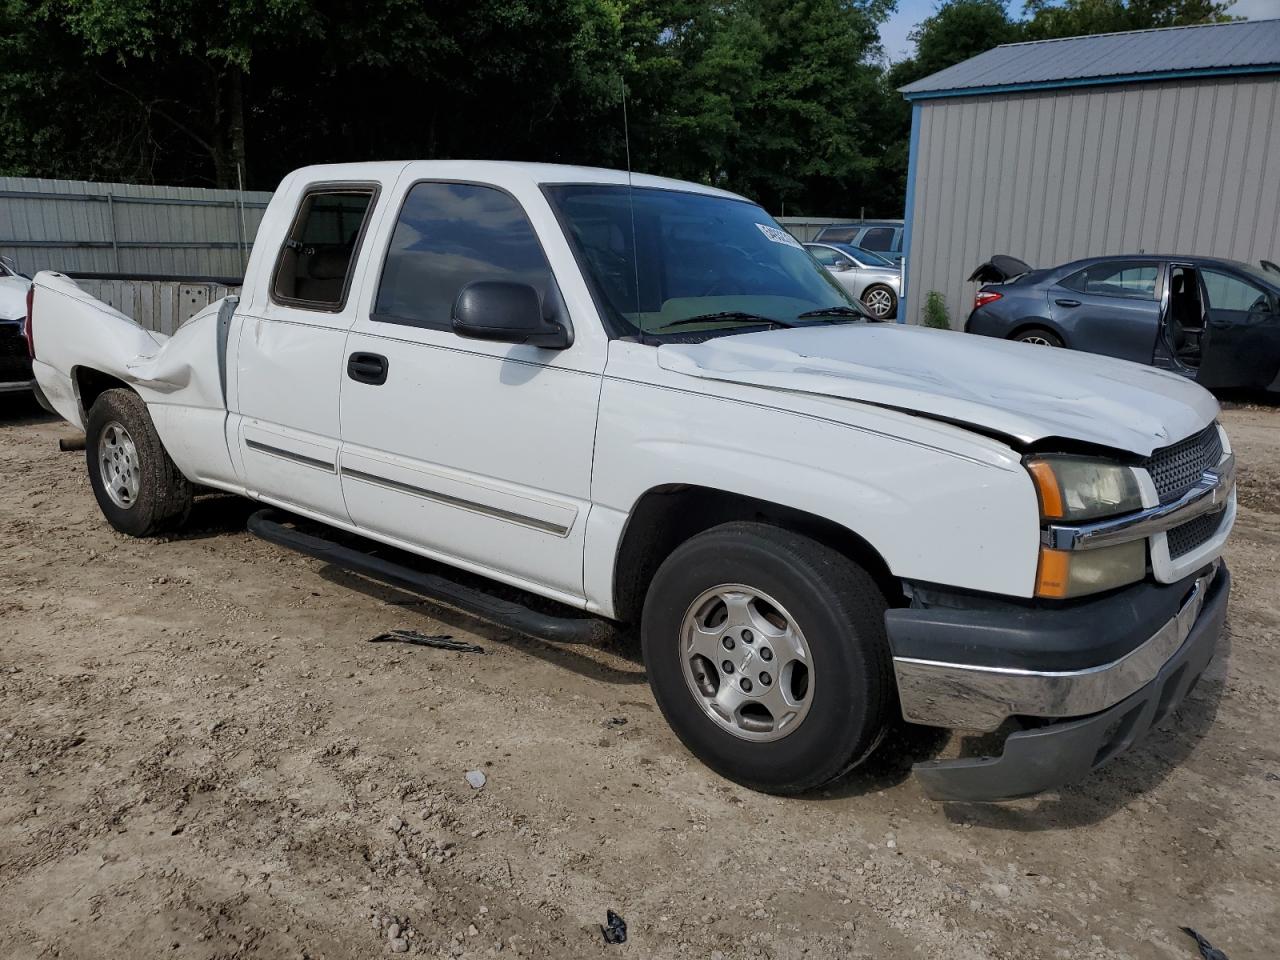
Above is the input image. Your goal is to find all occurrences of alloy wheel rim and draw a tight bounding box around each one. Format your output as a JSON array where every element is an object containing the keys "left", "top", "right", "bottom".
[
  {"left": 1021, "top": 335, "right": 1054, "bottom": 346},
  {"left": 98, "top": 421, "right": 141, "bottom": 509},
  {"left": 864, "top": 288, "right": 893, "bottom": 316},
  {"left": 678, "top": 584, "right": 815, "bottom": 742}
]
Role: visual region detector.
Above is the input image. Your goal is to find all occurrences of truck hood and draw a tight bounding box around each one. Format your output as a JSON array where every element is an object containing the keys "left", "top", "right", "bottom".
[{"left": 656, "top": 324, "right": 1219, "bottom": 456}]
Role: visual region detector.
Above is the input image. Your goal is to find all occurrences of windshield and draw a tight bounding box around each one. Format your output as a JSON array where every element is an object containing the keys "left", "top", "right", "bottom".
[
  {"left": 835, "top": 243, "right": 894, "bottom": 268},
  {"left": 1235, "top": 260, "right": 1280, "bottom": 291},
  {"left": 544, "top": 184, "right": 868, "bottom": 340}
]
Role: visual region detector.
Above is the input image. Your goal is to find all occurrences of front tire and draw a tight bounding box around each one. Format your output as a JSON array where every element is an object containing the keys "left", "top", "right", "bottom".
[
  {"left": 861, "top": 284, "right": 897, "bottom": 319},
  {"left": 85, "top": 388, "right": 192, "bottom": 536},
  {"left": 641, "top": 522, "right": 893, "bottom": 794}
]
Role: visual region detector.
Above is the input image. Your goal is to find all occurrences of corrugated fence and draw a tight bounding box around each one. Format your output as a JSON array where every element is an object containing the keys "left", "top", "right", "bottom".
[{"left": 0, "top": 177, "right": 272, "bottom": 279}]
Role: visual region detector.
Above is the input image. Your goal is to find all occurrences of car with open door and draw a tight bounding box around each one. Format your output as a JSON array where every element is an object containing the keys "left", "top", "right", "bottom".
[{"left": 966, "top": 254, "right": 1280, "bottom": 392}]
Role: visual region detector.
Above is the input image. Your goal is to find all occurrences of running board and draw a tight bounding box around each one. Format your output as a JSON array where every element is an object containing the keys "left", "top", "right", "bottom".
[{"left": 247, "top": 509, "right": 611, "bottom": 645}]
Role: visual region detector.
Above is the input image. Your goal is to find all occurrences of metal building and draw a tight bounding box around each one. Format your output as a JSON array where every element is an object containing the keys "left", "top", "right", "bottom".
[
  {"left": 0, "top": 176, "right": 272, "bottom": 280},
  {"left": 898, "top": 19, "right": 1280, "bottom": 326}
]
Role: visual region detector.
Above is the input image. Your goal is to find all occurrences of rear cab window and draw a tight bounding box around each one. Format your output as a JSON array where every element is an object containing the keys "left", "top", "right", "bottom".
[
  {"left": 372, "top": 181, "right": 559, "bottom": 331},
  {"left": 271, "top": 187, "right": 377, "bottom": 311}
]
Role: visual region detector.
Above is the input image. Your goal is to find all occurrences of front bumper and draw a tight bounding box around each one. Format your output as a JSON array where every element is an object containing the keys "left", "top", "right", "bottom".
[{"left": 887, "top": 564, "right": 1229, "bottom": 801}]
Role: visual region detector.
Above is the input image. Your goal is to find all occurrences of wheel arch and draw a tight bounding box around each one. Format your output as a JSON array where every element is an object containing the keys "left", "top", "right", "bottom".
[
  {"left": 72, "top": 366, "right": 133, "bottom": 423},
  {"left": 1008, "top": 319, "right": 1068, "bottom": 346},
  {"left": 610, "top": 484, "right": 899, "bottom": 625}
]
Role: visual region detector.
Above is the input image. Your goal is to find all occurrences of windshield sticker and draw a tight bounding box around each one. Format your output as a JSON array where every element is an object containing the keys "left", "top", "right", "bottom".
[{"left": 755, "top": 223, "right": 803, "bottom": 250}]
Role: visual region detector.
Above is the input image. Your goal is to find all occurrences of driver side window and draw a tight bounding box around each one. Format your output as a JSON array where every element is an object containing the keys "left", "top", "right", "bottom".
[
  {"left": 1202, "top": 270, "right": 1270, "bottom": 313},
  {"left": 808, "top": 246, "right": 845, "bottom": 267}
]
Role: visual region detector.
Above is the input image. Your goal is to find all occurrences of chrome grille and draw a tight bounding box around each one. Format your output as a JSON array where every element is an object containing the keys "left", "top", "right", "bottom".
[
  {"left": 1141, "top": 425, "right": 1223, "bottom": 503},
  {"left": 1166, "top": 508, "right": 1226, "bottom": 559}
]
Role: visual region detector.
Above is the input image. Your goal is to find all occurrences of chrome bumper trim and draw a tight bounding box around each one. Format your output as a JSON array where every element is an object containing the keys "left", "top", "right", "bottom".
[
  {"left": 893, "top": 565, "right": 1217, "bottom": 732},
  {"left": 1044, "top": 454, "right": 1234, "bottom": 551}
]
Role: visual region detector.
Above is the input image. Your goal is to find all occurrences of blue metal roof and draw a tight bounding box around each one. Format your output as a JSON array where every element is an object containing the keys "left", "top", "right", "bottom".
[{"left": 900, "top": 18, "right": 1280, "bottom": 100}]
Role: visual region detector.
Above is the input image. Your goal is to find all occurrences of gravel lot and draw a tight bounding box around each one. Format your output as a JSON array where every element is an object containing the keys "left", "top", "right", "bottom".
[{"left": 2, "top": 397, "right": 1278, "bottom": 960}]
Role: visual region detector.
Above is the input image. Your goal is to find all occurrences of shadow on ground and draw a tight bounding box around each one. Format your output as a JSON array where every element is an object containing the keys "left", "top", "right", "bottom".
[
  {"left": 0, "top": 392, "right": 56, "bottom": 426},
  {"left": 936, "top": 624, "right": 1232, "bottom": 831}
]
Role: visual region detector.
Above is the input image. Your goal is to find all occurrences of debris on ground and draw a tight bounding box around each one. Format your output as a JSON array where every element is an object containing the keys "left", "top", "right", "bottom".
[
  {"left": 1181, "top": 927, "right": 1230, "bottom": 960},
  {"left": 3, "top": 406, "right": 1277, "bottom": 960},
  {"left": 368, "top": 629, "right": 485, "bottom": 653},
  {"left": 373, "top": 912, "right": 414, "bottom": 954},
  {"left": 601, "top": 909, "right": 627, "bottom": 944},
  {"left": 465, "top": 770, "right": 487, "bottom": 790}
]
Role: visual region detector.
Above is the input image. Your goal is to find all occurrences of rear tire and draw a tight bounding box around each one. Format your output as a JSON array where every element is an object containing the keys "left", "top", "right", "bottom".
[
  {"left": 85, "top": 388, "right": 192, "bottom": 537},
  {"left": 1013, "top": 327, "right": 1063, "bottom": 347},
  {"left": 641, "top": 522, "right": 893, "bottom": 794}
]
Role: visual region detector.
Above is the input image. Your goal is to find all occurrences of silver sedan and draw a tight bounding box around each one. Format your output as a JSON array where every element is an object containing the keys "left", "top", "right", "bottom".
[{"left": 805, "top": 242, "right": 901, "bottom": 319}]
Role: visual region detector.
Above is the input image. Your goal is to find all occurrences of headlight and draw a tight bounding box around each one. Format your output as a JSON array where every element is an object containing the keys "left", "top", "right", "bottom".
[
  {"left": 1026, "top": 456, "right": 1146, "bottom": 599},
  {"left": 1025, "top": 456, "right": 1142, "bottom": 522}
]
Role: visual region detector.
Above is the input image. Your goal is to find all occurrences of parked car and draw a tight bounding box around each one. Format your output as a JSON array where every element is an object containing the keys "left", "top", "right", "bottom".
[
  {"left": 813, "top": 220, "right": 904, "bottom": 263},
  {"left": 28, "top": 161, "right": 1233, "bottom": 802},
  {"left": 966, "top": 254, "right": 1280, "bottom": 391},
  {"left": 1, "top": 257, "right": 34, "bottom": 395},
  {"left": 803, "top": 242, "right": 900, "bottom": 318}
]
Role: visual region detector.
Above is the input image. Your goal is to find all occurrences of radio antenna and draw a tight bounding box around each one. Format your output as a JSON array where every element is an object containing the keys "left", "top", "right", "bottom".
[{"left": 621, "top": 74, "right": 642, "bottom": 335}]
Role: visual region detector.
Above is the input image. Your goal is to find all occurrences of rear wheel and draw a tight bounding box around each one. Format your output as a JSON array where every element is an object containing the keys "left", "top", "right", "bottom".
[
  {"left": 861, "top": 284, "right": 897, "bottom": 319},
  {"left": 641, "top": 522, "right": 893, "bottom": 794},
  {"left": 1013, "top": 327, "right": 1063, "bottom": 347},
  {"left": 85, "top": 388, "right": 192, "bottom": 536}
]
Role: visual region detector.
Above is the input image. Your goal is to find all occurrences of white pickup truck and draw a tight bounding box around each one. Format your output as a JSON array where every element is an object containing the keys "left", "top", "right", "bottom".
[{"left": 26, "top": 161, "right": 1234, "bottom": 801}]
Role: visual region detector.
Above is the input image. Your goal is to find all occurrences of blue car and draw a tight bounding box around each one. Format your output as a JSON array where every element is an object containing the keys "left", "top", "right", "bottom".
[{"left": 965, "top": 254, "right": 1280, "bottom": 391}]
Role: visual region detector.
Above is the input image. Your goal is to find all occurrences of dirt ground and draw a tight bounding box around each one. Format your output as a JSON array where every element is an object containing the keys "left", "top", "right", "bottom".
[{"left": 2, "top": 396, "right": 1278, "bottom": 960}]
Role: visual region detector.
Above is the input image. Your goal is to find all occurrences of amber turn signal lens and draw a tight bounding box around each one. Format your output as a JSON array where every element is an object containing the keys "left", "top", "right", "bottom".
[
  {"left": 1035, "top": 547, "right": 1071, "bottom": 598},
  {"left": 1027, "top": 460, "right": 1065, "bottom": 519}
]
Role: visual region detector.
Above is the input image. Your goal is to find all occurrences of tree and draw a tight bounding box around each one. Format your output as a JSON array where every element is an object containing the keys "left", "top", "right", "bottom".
[
  {"left": 1022, "top": 0, "right": 1235, "bottom": 39},
  {"left": 32, "top": 0, "right": 330, "bottom": 187},
  {"left": 887, "top": 0, "right": 1022, "bottom": 90},
  {"left": 620, "top": 0, "right": 897, "bottom": 215}
]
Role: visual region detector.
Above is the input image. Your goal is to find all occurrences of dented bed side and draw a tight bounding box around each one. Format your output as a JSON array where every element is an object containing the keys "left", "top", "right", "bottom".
[{"left": 29, "top": 273, "right": 241, "bottom": 488}]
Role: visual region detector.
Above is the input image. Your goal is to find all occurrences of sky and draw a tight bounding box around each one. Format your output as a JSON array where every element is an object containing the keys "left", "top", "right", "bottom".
[{"left": 878, "top": 0, "right": 1280, "bottom": 62}]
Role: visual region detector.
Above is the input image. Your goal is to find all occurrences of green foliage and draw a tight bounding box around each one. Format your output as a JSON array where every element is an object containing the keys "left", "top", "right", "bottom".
[
  {"left": 923, "top": 291, "right": 951, "bottom": 329},
  {"left": 1022, "top": 0, "right": 1234, "bottom": 39},
  {"left": 889, "top": 0, "right": 1023, "bottom": 91},
  {"left": 0, "top": 0, "right": 1242, "bottom": 205}
]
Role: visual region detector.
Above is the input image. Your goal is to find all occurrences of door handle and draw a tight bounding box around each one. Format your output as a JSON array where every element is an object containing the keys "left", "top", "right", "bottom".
[
  {"left": 347, "top": 352, "right": 389, "bottom": 385},
  {"left": 1055, "top": 298, "right": 1081, "bottom": 307}
]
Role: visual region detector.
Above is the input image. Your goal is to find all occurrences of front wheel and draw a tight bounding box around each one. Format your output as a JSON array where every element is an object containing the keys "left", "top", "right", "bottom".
[
  {"left": 641, "top": 522, "right": 893, "bottom": 794},
  {"left": 861, "top": 284, "right": 898, "bottom": 319},
  {"left": 85, "top": 388, "right": 192, "bottom": 536}
]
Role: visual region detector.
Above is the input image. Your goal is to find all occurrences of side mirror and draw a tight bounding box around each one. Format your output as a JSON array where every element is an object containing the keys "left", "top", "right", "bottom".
[
  {"left": 452, "top": 281, "right": 571, "bottom": 349},
  {"left": 833, "top": 260, "right": 852, "bottom": 272}
]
